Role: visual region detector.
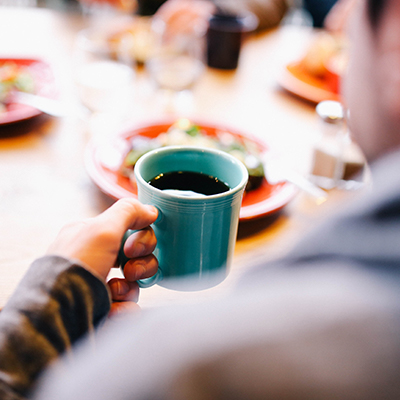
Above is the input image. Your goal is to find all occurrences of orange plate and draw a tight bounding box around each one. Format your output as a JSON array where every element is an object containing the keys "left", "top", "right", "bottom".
[
  {"left": 0, "top": 58, "right": 56, "bottom": 125},
  {"left": 278, "top": 61, "right": 341, "bottom": 104},
  {"left": 85, "top": 122, "right": 298, "bottom": 221}
]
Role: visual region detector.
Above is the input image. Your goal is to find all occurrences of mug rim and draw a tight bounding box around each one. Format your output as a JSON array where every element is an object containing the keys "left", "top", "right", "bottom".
[{"left": 134, "top": 145, "right": 249, "bottom": 200}]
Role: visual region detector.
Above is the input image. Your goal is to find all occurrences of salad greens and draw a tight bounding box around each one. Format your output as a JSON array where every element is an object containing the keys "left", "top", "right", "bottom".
[
  {"left": 121, "top": 119, "right": 265, "bottom": 192},
  {"left": 0, "top": 62, "right": 35, "bottom": 113}
]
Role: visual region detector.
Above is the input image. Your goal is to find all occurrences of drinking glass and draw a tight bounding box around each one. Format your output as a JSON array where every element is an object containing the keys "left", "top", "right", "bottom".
[
  {"left": 73, "top": 26, "right": 135, "bottom": 116},
  {"left": 145, "top": 19, "right": 205, "bottom": 113}
]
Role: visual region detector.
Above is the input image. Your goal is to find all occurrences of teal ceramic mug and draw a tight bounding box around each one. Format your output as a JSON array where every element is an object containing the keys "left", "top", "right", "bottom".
[{"left": 118, "top": 146, "right": 248, "bottom": 290}]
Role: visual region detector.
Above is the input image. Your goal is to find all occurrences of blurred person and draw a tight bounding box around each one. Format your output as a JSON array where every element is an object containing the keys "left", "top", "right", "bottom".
[
  {"left": 2, "top": 0, "right": 400, "bottom": 399},
  {"left": 154, "top": 0, "right": 288, "bottom": 33},
  {"left": 148, "top": 0, "right": 349, "bottom": 33},
  {"left": 76, "top": 0, "right": 348, "bottom": 33},
  {"left": 78, "top": 0, "right": 289, "bottom": 32}
]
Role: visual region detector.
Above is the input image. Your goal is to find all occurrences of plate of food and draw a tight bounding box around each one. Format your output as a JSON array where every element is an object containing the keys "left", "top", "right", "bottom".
[
  {"left": 278, "top": 32, "right": 347, "bottom": 104},
  {"left": 0, "top": 58, "right": 56, "bottom": 125},
  {"left": 85, "top": 119, "right": 298, "bottom": 220}
]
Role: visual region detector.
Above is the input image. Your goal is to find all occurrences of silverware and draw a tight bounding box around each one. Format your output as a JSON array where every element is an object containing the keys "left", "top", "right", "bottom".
[
  {"left": 264, "top": 157, "right": 328, "bottom": 205},
  {"left": 12, "top": 92, "right": 89, "bottom": 119}
]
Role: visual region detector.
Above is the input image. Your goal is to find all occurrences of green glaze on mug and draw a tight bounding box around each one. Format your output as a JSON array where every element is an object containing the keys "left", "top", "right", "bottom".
[{"left": 120, "top": 146, "right": 248, "bottom": 290}]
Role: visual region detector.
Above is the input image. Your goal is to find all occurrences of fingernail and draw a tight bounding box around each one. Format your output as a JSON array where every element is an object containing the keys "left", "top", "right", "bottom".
[
  {"left": 130, "top": 242, "right": 145, "bottom": 258},
  {"left": 145, "top": 204, "right": 158, "bottom": 216},
  {"left": 134, "top": 263, "right": 147, "bottom": 281},
  {"left": 117, "top": 280, "right": 129, "bottom": 296},
  {"left": 146, "top": 205, "right": 162, "bottom": 223}
]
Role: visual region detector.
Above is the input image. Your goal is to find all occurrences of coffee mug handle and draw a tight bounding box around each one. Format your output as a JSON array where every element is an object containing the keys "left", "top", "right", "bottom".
[
  {"left": 118, "top": 229, "right": 163, "bottom": 288},
  {"left": 136, "top": 269, "right": 163, "bottom": 288}
]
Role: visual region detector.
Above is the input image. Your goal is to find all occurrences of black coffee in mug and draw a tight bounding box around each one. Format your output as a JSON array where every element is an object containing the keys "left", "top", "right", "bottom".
[{"left": 149, "top": 171, "right": 230, "bottom": 196}]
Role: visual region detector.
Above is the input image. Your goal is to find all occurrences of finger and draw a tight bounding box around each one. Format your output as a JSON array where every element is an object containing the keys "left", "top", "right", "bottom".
[
  {"left": 124, "top": 227, "right": 157, "bottom": 258},
  {"left": 98, "top": 198, "right": 158, "bottom": 238},
  {"left": 123, "top": 254, "right": 159, "bottom": 282},
  {"left": 108, "top": 277, "right": 139, "bottom": 302},
  {"left": 109, "top": 301, "right": 141, "bottom": 318}
]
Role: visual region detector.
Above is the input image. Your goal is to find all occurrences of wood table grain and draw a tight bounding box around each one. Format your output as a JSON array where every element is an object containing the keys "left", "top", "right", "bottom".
[{"left": 0, "top": 7, "right": 359, "bottom": 309}]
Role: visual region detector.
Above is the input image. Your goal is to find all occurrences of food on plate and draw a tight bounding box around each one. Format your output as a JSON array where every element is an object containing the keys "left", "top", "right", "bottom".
[
  {"left": 298, "top": 32, "right": 347, "bottom": 81},
  {"left": 0, "top": 62, "right": 35, "bottom": 113},
  {"left": 107, "top": 17, "right": 157, "bottom": 64},
  {"left": 120, "top": 119, "right": 266, "bottom": 192}
]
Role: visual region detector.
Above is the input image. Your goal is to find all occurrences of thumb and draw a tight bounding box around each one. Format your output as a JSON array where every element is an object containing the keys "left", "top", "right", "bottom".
[{"left": 97, "top": 198, "right": 158, "bottom": 237}]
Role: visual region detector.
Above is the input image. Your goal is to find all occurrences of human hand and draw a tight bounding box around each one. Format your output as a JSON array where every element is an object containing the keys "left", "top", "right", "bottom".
[
  {"left": 155, "top": 0, "right": 215, "bottom": 37},
  {"left": 47, "top": 199, "right": 158, "bottom": 314}
]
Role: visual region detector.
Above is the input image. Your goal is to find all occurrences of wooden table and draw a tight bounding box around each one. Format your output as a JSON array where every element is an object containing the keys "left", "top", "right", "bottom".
[{"left": 0, "top": 7, "right": 355, "bottom": 309}]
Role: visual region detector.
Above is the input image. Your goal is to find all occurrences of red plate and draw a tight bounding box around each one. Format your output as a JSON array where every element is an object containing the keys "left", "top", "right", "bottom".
[
  {"left": 85, "top": 122, "right": 298, "bottom": 220},
  {"left": 278, "top": 61, "right": 341, "bottom": 104},
  {"left": 0, "top": 58, "right": 56, "bottom": 125}
]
